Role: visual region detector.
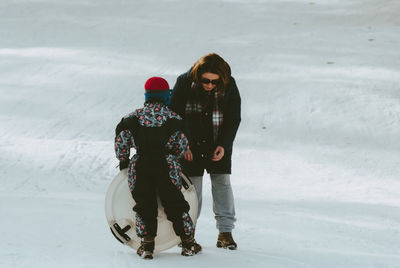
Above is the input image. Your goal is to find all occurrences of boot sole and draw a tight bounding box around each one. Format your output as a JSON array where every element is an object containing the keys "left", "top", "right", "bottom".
[
  {"left": 143, "top": 255, "right": 153, "bottom": 260},
  {"left": 181, "top": 246, "right": 202, "bottom": 256},
  {"left": 181, "top": 251, "right": 201, "bottom": 256},
  {"left": 216, "top": 241, "right": 237, "bottom": 250},
  {"left": 137, "top": 250, "right": 154, "bottom": 259}
]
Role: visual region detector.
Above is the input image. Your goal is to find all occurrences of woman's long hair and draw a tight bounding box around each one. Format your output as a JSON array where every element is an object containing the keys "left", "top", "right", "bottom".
[{"left": 190, "top": 53, "right": 231, "bottom": 95}]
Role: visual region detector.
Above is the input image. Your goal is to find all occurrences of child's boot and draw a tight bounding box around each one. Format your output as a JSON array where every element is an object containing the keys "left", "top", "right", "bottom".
[
  {"left": 137, "top": 235, "right": 155, "bottom": 259},
  {"left": 180, "top": 234, "right": 202, "bottom": 256}
]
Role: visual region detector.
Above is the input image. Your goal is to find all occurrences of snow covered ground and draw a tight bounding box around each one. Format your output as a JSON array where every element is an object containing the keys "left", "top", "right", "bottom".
[{"left": 1, "top": 0, "right": 400, "bottom": 267}]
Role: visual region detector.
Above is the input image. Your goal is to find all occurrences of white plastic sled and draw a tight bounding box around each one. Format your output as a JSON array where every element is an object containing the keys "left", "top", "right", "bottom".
[{"left": 105, "top": 169, "right": 198, "bottom": 252}]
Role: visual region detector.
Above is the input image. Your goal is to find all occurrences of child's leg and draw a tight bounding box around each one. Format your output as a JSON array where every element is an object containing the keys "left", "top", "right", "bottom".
[
  {"left": 158, "top": 178, "right": 201, "bottom": 256},
  {"left": 131, "top": 160, "right": 158, "bottom": 238},
  {"left": 158, "top": 177, "right": 193, "bottom": 236}
]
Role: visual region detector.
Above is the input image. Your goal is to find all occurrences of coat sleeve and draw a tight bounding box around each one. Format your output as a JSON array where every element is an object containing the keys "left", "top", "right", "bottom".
[
  {"left": 217, "top": 77, "right": 241, "bottom": 152},
  {"left": 166, "top": 130, "right": 189, "bottom": 159},
  {"left": 170, "top": 74, "right": 188, "bottom": 118},
  {"left": 114, "top": 115, "right": 138, "bottom": 162},
  {"left": 166, "top": 117, "right": 189, "bottom": 159}
]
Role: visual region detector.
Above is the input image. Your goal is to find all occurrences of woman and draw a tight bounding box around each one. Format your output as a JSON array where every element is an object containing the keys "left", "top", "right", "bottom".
[
  {"left": 115, "top": 77, "right": 201, "bottom": 259},
  {"left": 170, "top": 53, "right": 241, "bottom": 250}
]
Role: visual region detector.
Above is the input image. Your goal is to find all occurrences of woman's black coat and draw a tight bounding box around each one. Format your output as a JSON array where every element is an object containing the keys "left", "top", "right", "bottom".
[{"left": 170, "top": 71, "right": 241, "bottom": 176}]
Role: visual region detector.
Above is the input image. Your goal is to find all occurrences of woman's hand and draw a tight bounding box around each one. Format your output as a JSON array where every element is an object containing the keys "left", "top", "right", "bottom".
[
  {"left": 212, "top": 146, "right": 224, "bottom": 162},
  {"left": 184, "top": 149, "right": 193, "bottom": 162}
]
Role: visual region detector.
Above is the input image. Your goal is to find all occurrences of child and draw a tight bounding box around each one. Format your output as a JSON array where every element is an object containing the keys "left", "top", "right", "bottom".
[{"left": 114, "top": 77, "right": 201, "bottom": 259}]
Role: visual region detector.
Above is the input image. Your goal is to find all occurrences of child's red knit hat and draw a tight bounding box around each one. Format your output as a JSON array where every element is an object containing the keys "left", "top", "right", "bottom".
[{"left": 144, "top": 77, "right": 170, "bottom": 92}]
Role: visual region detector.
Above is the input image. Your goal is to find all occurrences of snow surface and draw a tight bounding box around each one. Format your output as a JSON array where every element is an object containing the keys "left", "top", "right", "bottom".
[{"left": 1, "top": 0, "right": 400, "bottom": 267}]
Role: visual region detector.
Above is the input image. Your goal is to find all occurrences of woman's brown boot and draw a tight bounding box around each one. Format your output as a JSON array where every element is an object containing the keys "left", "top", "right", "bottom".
[{"left": 216, "top": 232, "right": 237, "bottom": 250}]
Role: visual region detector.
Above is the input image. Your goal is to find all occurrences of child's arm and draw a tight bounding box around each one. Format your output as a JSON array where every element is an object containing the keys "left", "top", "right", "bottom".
[
  {"left": 114, "top": 115, "right": 138, "bottom": 169},
  {"left": 166, "top": 130, "right": 189, "bottom": 159}
]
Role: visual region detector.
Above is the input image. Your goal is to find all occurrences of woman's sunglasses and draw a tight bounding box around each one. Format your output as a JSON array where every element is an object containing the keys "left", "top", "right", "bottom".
[{"left": 200, "top": 78, "right": 220, "bottom": 85}]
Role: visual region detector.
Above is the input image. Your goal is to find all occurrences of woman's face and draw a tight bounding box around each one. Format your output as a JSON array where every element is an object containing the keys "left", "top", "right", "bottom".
[{"left": 200, "top": 72, "right": 220, "bottom": 91}]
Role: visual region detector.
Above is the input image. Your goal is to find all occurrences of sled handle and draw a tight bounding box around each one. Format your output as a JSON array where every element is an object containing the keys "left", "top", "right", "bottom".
[{"left": 180, "top": 173, "right": 192, "bottom": 190}]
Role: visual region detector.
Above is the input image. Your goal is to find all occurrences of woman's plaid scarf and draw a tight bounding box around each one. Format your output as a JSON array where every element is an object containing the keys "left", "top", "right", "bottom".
[{"left": 185, "top": 83, "right": 224, "bottom": 142}]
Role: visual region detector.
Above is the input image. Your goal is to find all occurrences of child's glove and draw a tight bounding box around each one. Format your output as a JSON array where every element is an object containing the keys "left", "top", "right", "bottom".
[{"left": 119, "top": 160, "right": 129, "bottom": 170}]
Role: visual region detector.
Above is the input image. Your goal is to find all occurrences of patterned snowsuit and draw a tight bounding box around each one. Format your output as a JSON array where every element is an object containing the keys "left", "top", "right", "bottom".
[{"left": 114, "top": 102, "right": 195, "bottom": 238}]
